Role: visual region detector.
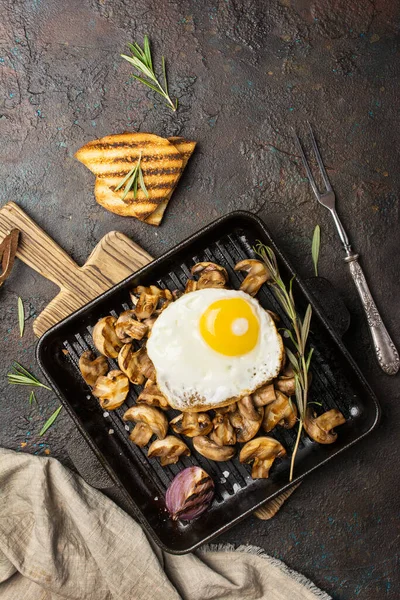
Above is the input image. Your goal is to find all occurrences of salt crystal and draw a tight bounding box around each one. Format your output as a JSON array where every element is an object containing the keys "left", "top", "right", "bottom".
[
  {"left": 103, "top": 412, "right": 109, "bottom": 418},
  {"left": 108, "top": 428, "right": 114, "bottom": 435},
  {"left": 86, "top": 395, "right": 91, "bottom": 400},
  {"left": 220, "top": 477, "right": 226, "bottom": 484},
  {"left": 154, "top": 496, "right": 159, "bottom": 501},
  {"left": 125, "top": 424, "right": 130, "bottom": 431},
  {"left": 223, "top": 471, "right": 230, "bottom": 478},
  {"left": 232, "top": 483, "right": 241, "bottom": 493}
]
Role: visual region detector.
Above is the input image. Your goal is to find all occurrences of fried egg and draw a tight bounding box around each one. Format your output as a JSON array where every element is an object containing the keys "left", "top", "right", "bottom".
[{"left": 147, "top": 288, "right": 284, "bottom": 412}]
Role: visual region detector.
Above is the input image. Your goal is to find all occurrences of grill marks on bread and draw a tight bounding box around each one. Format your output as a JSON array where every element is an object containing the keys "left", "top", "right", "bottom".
[{"left": 75, "top": 133, "right": 196, "bottom": 225}]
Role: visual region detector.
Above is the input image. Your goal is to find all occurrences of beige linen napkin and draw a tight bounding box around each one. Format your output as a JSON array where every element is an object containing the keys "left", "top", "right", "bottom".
[{"left": 0, "top": 448, "right": 330, "bottom": 600}]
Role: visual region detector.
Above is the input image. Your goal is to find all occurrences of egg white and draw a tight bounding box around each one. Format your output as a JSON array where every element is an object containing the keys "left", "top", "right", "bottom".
[{"left": 146, "top": 288, "right": 284, "bottom": 412}]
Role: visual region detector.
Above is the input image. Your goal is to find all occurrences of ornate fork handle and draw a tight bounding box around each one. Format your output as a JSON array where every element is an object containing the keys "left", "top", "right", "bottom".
[{"left": 346, "top": 254, "right": 400, "bottom": 375}]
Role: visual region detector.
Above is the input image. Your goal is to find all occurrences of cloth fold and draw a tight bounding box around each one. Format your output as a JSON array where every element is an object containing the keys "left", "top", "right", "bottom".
[{"left": 0, "top": 449, "right": 330, "bottom": 600}]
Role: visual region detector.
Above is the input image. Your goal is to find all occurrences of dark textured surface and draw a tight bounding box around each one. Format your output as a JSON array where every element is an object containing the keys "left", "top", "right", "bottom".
[{"left": 0, "top": 0, "right": 399, "bottom": 597}]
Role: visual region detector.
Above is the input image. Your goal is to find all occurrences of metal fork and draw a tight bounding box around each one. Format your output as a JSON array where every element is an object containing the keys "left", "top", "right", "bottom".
[{"left": 295, "top": 124, "right": 399, "bottom": 375}]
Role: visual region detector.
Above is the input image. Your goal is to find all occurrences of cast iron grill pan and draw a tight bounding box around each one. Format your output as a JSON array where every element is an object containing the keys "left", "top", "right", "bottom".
[{"left": 37, "top": 211, "right": 380, "bottom": 554}]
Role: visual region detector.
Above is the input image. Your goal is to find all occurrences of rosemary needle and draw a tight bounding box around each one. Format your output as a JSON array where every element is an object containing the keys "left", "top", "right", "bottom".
[
  {"left": 39, "top": 406, "right": 62, "bottom": 436},
  {"left": 18, "top": 297, "right": 24, "bottom": 337},
  {"left": 312, "top": 225, "right": 321, "bottom": 277},
  {"left": 121, "top": 36, "right": 177, "bottom": 112},
  {"left": 114, "top": 152, "right": 149, "bottom": 201},
  {"left": 7, "top": 362, "right": 51, "bottom": 390}
]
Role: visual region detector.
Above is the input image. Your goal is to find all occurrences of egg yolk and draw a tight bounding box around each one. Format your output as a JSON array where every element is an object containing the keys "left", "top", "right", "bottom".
[{"left": 199, "top": 298, "right": 259, "bottom": 356}]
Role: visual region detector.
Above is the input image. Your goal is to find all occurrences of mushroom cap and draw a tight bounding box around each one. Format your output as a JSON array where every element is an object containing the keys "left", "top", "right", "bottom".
[
  {"left": 129, "top": 422, "right": 153, "bottom": 447},
  {"left": 79, "top": 350, "right": 108, "bottom": 387},
  {"left": 191, "top": 262, "right": 228, "bottom": 289},
  {"left": 275, "top": 377, "right": 296, "bottom": 396},
  {"left": 92, "top": 369, "right": 129, "bottom": 410},
  {"left": 148, "top": 435, "right": 190, "bottom": 466},
  {"left": 239, "top": 437, "right": 286, "bottom": 479},
  {"left": 210, "top": 413, "right": 237, "bottom": 446},
  {"left": 170, "top": 412, "right": 213, "bottom": 437},
  {"left": 115, "top": 310, "right": 148, "bottom": 343},
  {"left": 92, "top": 316, "right": 123, "bottom": 358},
  {"left": 118, "top": 344, "right": 146, "bottom": 385},
  {"left": 304, "top": 407, "right": 346, "bottom": 444},
  {"left": 123, "top": 404, "right": 168, "bottom": 439},
  {"left": 252, "top": 383, "right": 276, "bottom": 407},
  {"left": 229, "top": 395, "right": 263, "bottom": 442},
  {"left": 193, "top": 435, "right": 236, "bottom": 461},
  {"left": 262, "top": 390, "right": 297, "bottom": 432},
  {"left": 132, "top": 286, "right": 161, "bottom": 320},
  {"left": 234, "top": 259, "right": 271, "bottom": 296},
  {"left": 137, "top": 380, "right": 170, "bottom": 410}
]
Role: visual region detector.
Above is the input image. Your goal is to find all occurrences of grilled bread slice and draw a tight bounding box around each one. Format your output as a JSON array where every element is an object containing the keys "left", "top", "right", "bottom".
[
  {"left": 75, "top": 133, "right": 184, "bottom": 221},
  {"left": 145, "top": 137, "right": 196, "bottom": 226},
  {"left": 92, "top": 136, "right": 196, "bottom": 224}
]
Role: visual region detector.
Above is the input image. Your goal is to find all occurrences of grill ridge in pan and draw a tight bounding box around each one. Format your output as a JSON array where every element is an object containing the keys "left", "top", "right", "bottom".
[{"left": 37, "top": 211, "right": 380, "bottom": 554}]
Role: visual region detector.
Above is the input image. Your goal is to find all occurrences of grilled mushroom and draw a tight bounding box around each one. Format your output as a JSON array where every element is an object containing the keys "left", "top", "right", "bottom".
[
  {"left": 262, "top": 390, "right": 297, "bottom": 432},
  {"left": 304, "top": 407, "right": 346, "bottom": 444},
  {"left": 184, "top": 279, "right": 197, "bottom": 293},
  {"left": 234, "top": 259, "right": 271, "bottom": 296},
  {"left": 193, "top": 436, "right": 236, "bottom": 461},
  {"left": 132, "top": 285, "right": 161, "bottom": 320},
  {"left": 239, "top": 437, "right": 286, "bottom": 479},
  {"left": 118, "top": 345, "right": 154, "bottom": 385},
  {"left": 115, "top": 310, "right": 148, "bottom": 343},
  {"left": 229, "top": 395, "right": 263, "bottom": 442},
  {"left": 92, "top": 370, "right": 129, "bottom": 410},
  {"left": 210, "top": 413, "right": 237, "bottom": 446},
  {"left": 143, "top": 315, "right": 158, "bottom": 334},
  {"left": 79, "top": 350, "right": 108, "bottom": 386},
  {"left": 252, "top": 383, "right": 276, "bottom": 407},
  {"left": 92, "top": 316, "right": 123, "bottom": 358},
  {"left": 148, "top": 435, "right": 190, "bottom": 466},
  {"left": 170, "top": 412, "right": 213, "bottom": 437},
  {"left": 123, "top": 404, "right": 168, "bottom": 447},
  {"left": 118, "top": 344, "right": 145, "bottom": 385},
  {"left": 275, "top": 362, "right": 295, "bottom": 395},
  {"left": 137, "top": 380, "right": 170, "bottom": 410},
  {"left": 191, "top": 262, "right": 228, "bottom": 289},
  {"left": 215, "top": 403, "right": 237, "bottom": 415}
]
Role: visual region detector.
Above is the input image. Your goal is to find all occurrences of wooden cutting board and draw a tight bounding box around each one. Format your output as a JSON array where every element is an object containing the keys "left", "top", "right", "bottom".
[{"left": 0, "top": 202, "right": 153, "bottom": 337}]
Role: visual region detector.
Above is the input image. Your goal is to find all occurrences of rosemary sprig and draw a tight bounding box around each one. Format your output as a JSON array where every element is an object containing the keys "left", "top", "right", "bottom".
[
  {"left": 7, "top": 362, "right": 51, "bottom": 390},
  {"left": 39, "top": 405, "right": 62, "bottom": 436},
  {"left": 18, "top": 297, "right": 24, "bottom": 337},
  {"left": 114, "top": 152, "right": 149, "bottom": 201},
  {"left": 121, "top": 36, "right": 178, "bottom": 112},
  {"left": 312, "top": 225, "right": 321, "bottom": 276},
  {"left": 254, "top": 242, "right": 313, "bottom": 482}
]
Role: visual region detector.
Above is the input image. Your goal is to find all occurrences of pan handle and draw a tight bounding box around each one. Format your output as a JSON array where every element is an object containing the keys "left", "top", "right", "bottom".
[{"left": 0, "top": 202, "right": 79, "bottom": 290}]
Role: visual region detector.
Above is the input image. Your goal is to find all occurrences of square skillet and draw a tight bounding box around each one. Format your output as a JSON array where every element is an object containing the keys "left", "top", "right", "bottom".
[{"left": 37, "top": 211, "right": 380, "bottom": 554}]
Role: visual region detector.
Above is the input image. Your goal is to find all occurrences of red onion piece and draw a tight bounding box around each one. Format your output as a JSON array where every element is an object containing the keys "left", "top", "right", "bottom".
[{"left": 165, "top": 466, "right": 214, "bottom": 521}]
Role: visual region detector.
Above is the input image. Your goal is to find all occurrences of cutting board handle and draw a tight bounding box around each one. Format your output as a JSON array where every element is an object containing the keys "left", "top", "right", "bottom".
[{"left": 0, "top": 202, "right": 79, "bottom": 289}]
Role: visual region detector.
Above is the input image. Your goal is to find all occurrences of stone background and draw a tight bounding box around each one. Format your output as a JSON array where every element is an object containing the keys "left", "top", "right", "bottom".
[{"left": 0, "top": 0, "right": 399, "bottom": 597}]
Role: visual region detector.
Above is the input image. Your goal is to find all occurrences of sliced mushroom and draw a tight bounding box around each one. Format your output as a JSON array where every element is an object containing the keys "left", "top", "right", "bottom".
[
  {"left": 136, "top": 346, "right": 155, "bottom": 380},
  {"left": 170, "top": 412, "right": 213, "bottom": 437},
  {"left": 234, "top": 259, "right": 271, "bottom": 296},
  {"left": 210, "top": 413, "right": 237, "bottom": 446},
  {"left": 275, "top": 377, "right": 296, "bottom": 396},
  {"left": 143, "top": 315, "right": 158, "bottom": 335},
  {"left": 92, "top": 370, "right": 129, "bottom": 410},
  {"left": 148, "top": 435, "right": 190, "bottom": 466},
  {"left": 229, "top": 395, "right": 263, "bottom": 442},
  {"left": 118, "top": 344, "right": 145, "bottom": 385},
  {"left": 191, "top": 262, "right": 228, "bottom": 289},
  {"left": 239, "top": 437, "right": 286, "bottom": 479},
  {"left": 193, "top": 436, "right": 236, "bottom": 461},
  {"left": 137, "top": 380, "right": 170, "bottom": 410},
  {"left": 262, "top": 390, "right": 297, "bottom": 432},
  {"left": 215, "top": 403, "right": 237, "bottom": 415},
  {"left": 132, "top": 285, "right": 161, "bottom": 320},
  {"left": 252, "top": 383, "right": 276, "bottom": 407},
  {"left": 123, "top": 404, "right": 168, "bottom": 447},
  {"left": 155, "top": 289, "right": 174, "bottom": 314},
  {"left": 185, "top": 279, "right": 197, "bottom": 293},
  {"left": 79, "top": 350, "right": 108, "bottom": 386},
  {"left": 115, "top": 310, "right": 148, "bottom": 343},
  {"left": 92, "top": 316, "right": 123, "bottom": 358},
  {"left": 304, "top": 407, "right": 346, "bottom": 444}
]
